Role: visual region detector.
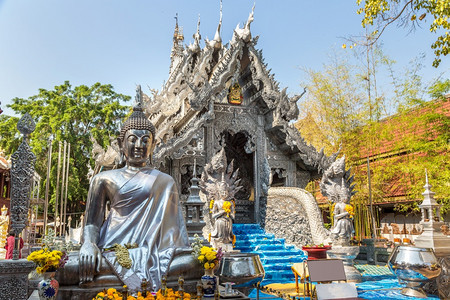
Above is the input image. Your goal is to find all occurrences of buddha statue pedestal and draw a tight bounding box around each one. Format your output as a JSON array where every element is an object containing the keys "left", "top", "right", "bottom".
[{"left": 47, "top": 249, "right": 204, "bottom": 299}]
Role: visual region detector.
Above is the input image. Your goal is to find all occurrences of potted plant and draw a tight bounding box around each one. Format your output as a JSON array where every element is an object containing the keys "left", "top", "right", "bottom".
[
  {"left": 302, "top": 243, "right": 332, "bottom": 260},
  {"left": 27, "top": 248, "right": 68, "bottom": 300},
  {"left": 191, "top": 234, "right": 223, "bottom": 297}
]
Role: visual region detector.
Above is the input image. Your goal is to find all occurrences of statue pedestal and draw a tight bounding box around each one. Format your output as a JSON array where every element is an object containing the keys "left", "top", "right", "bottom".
[
  {"left": 327, "top": 246, "right": 362, "bottom": 283},
  {"left": 0, "top": 259, "right": 35, "bottom": 300}
]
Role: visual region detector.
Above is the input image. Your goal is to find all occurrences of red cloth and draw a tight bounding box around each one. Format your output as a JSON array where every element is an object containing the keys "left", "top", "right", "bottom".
[{"left": 5, "top": 236, "right": 23, "bottom": 259}]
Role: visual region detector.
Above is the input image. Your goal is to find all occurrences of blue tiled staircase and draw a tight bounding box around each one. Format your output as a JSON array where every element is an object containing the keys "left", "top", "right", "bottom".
[{"left": 233, "top": 224, "right": 307, "bottom": 283}]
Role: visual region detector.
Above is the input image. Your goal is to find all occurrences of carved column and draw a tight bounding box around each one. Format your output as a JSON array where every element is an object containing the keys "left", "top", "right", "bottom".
[
  {"left": 255, "top": 114, "right": 266, "bottom": 225},
  {"left": 10, "top": 113, "right": 36, "bottom": 258},
  {"left": 0, "top": 113, "right": 36, "bottom": 300}
]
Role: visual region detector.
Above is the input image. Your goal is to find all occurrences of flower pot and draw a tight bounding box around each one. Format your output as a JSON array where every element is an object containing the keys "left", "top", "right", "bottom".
[
  {"left": 302, "top": 245, "right": 331, "bottom": 260},
  {"left": 37, "top": 272, "right": 59, "bottom": 300},
  {"left": 201, "top": 268, "right": 217, "bottom": 297}
]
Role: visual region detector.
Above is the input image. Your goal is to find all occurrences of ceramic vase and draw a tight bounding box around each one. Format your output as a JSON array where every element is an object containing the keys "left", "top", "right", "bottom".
[
  {"left": 201, "top": 268, "right": 217, "bottom": 297},
  {"left": 37, "top": 272, "right": 59, "bottom": 300}
]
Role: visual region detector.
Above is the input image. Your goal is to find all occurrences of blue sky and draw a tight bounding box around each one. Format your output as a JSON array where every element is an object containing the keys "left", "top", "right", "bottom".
[{"left": 0, "top": 0, "right": 448, "bottom": 117}]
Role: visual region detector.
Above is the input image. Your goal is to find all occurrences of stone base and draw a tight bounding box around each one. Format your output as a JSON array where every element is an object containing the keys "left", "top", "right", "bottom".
[
  {"left": 327, "top": 246, "right": 362, "bottom": 283},
  {"left": 29, "top": 278, "right": 203, "bottom": 300},
  {"left": 0, "top": 259, "right": 35, "bottom": 300}
]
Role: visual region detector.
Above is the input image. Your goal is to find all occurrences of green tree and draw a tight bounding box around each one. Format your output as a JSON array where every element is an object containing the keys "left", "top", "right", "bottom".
[
  {"left": 0, "top": 81, "right": 131, "bottom": 218},
  {"left": 298, "top": 49, "right": 450, "bottom": 238},
  {"left": 296, "top": 56, "right": 367, "bottom": 155},
  {"left": 356, "top": 0, "right": 450, "bottom": 67}
]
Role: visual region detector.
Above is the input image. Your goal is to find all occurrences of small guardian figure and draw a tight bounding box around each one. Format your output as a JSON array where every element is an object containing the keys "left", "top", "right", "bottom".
[
  {"left": 199, "top": 148, "right": 242, "bottom": 252},
  {"left": 330, "top": 179, "right": 355, "bottom": 246},
  {"left": 320, "top": 156, "right": 356, "bottom": 246}
]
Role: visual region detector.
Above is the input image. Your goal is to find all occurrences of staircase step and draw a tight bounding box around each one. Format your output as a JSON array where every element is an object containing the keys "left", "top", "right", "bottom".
[
  {"left": 233, "top": 224, "right": 263, "bottom": 230},
  {"left": 234, "top": 233, "right": 276, "bottom": 240},
  {"left": 258, "top": 250, "right": 305, "bottom": 257},
  {"left": 253, "top": 244, "right": 290, "bottom": 251},
  {"left": 233, "top": 223, "right": 307, "bottom": 284},
  {"left": 234, "top": 239, "right": 284, "bottom": 247},
  {"left": 261, "top": 255, "right": 306, "bottom": 264}
]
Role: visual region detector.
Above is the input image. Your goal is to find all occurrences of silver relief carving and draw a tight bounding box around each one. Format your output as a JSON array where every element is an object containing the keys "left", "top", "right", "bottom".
[{"left": 10, "top": 113, "right": 36, "bottom": 259}]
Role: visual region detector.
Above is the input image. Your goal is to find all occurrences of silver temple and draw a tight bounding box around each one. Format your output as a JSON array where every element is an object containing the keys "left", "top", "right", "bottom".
[{"left": 92, "top": 6, "right": 345, "bottom": 230}]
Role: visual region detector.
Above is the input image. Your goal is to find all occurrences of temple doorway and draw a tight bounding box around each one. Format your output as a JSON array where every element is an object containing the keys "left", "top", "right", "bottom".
[{"left": 219, "top": 130, "right": 255, "bottom": 223}]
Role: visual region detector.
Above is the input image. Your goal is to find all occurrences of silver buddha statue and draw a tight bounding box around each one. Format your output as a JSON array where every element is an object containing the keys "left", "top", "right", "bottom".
[{"left": 57, "top": 86, "right": 201, "bottom": 292}]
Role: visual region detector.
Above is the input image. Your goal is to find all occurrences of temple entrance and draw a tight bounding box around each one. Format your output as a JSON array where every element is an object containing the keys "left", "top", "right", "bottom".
[{"left": 220, "top": 130, "right": 255, "bottom": 223}]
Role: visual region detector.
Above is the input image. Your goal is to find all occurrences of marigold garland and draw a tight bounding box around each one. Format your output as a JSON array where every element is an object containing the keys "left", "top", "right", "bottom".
[
  {"left": 222, "top": 201, "right": 232, "bottom": 217},
  {"left": 93, "top": 288, "right": 192, "bottom": 300},
  {"left": 345, "top": 204, "right": 355, "bottom": 218},
  {"left": 209, "top": 199, "right": 214, "bottom": 213}
]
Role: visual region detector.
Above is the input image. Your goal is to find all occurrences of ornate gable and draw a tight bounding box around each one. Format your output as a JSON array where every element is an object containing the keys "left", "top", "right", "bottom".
[{"left": 146, "top": 6, "right": 338, "bottom": 181}]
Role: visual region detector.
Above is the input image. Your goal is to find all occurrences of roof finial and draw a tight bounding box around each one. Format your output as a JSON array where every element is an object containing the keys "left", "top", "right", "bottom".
[
  {"left": 196, "top": 14, "right": 201, "bottom": 34},
  {"left": 220, "top": 0, "right": 223, "bottom": 25},
  {"left": 194, "top": 14, "right": 201, "bottom": 44},
  {"left": 134, "top": 85, "right": 144, "bottom": 111},
  {"left": 193, "top": 158, "right": 197, "bottom": 177},
  {"left": 211, "top": 0, "right": 222, "bottom": 48},
  {"left": 425, "top": 168, "right": 429, "bottom": 185}
]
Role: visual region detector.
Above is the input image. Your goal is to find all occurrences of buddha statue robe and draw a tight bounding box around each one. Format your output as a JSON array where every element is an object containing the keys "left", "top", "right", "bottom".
[{"left": 88, "top": 167, "right": 189, "bottom": 291}]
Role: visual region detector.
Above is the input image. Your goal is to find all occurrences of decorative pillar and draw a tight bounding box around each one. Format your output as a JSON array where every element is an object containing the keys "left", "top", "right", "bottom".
[
  {"left": 414, "top": 171, "right": 449, "bottom": 257},
  {"left": 10, "top": 113, "right": 37, "bottom": 259},
  {"left": 184, "top": 159, "right": 205, "bottom": 243},
  {"left": 413, "top": 171, "right": 450, "bottom": 299},
  {"left": 0, "top": 113, "right": 36, "bottom": 300}
]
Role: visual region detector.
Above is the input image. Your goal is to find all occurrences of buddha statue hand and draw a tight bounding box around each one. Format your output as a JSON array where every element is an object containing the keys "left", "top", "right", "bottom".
[{"left": 79, "top": 241, "right": 102, "bottom": 282}]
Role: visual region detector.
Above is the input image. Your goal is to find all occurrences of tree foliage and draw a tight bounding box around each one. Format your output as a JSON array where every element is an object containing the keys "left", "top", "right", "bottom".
[
  {"left": 356, "top": 0, "right": 450, "bottom": 67},
  {"left": 0, "top": 81, "right": 131, "bottom": 218},
  {"left": 298, "top": 50, "right": 450, "bottom": 239},
  {"left": 296, "top": 57, "right": 368, "bottom": 155}
]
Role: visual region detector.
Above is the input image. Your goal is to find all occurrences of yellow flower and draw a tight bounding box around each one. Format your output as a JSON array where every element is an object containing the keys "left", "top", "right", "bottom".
[
  {"left": 345, "top": 204, "right": 354, "bottom": 217},
  {"left": 200, "top": 246, "right": 211, "bottom": 255},
  {"left": 198, "top": 255, "right": 205, "bottom": 262},
  {"left": 204, "top": 262, "right": 210, "bottom": 269},
  {"left": 107, "top": 288, "right": 116, "bottom": 296},
  {"left": 205, "top": 252, "right": 216, "bottom": 261}
]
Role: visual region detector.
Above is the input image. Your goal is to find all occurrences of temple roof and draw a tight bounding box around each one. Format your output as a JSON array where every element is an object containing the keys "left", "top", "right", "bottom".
[{"left": 144, "top": 6, "right": 338, "bottom": 178}]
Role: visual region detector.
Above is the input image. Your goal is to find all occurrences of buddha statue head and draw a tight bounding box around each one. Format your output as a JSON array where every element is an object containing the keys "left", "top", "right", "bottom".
[{"left": 118, "top": 85, "right": 156, "bottom": 168}]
